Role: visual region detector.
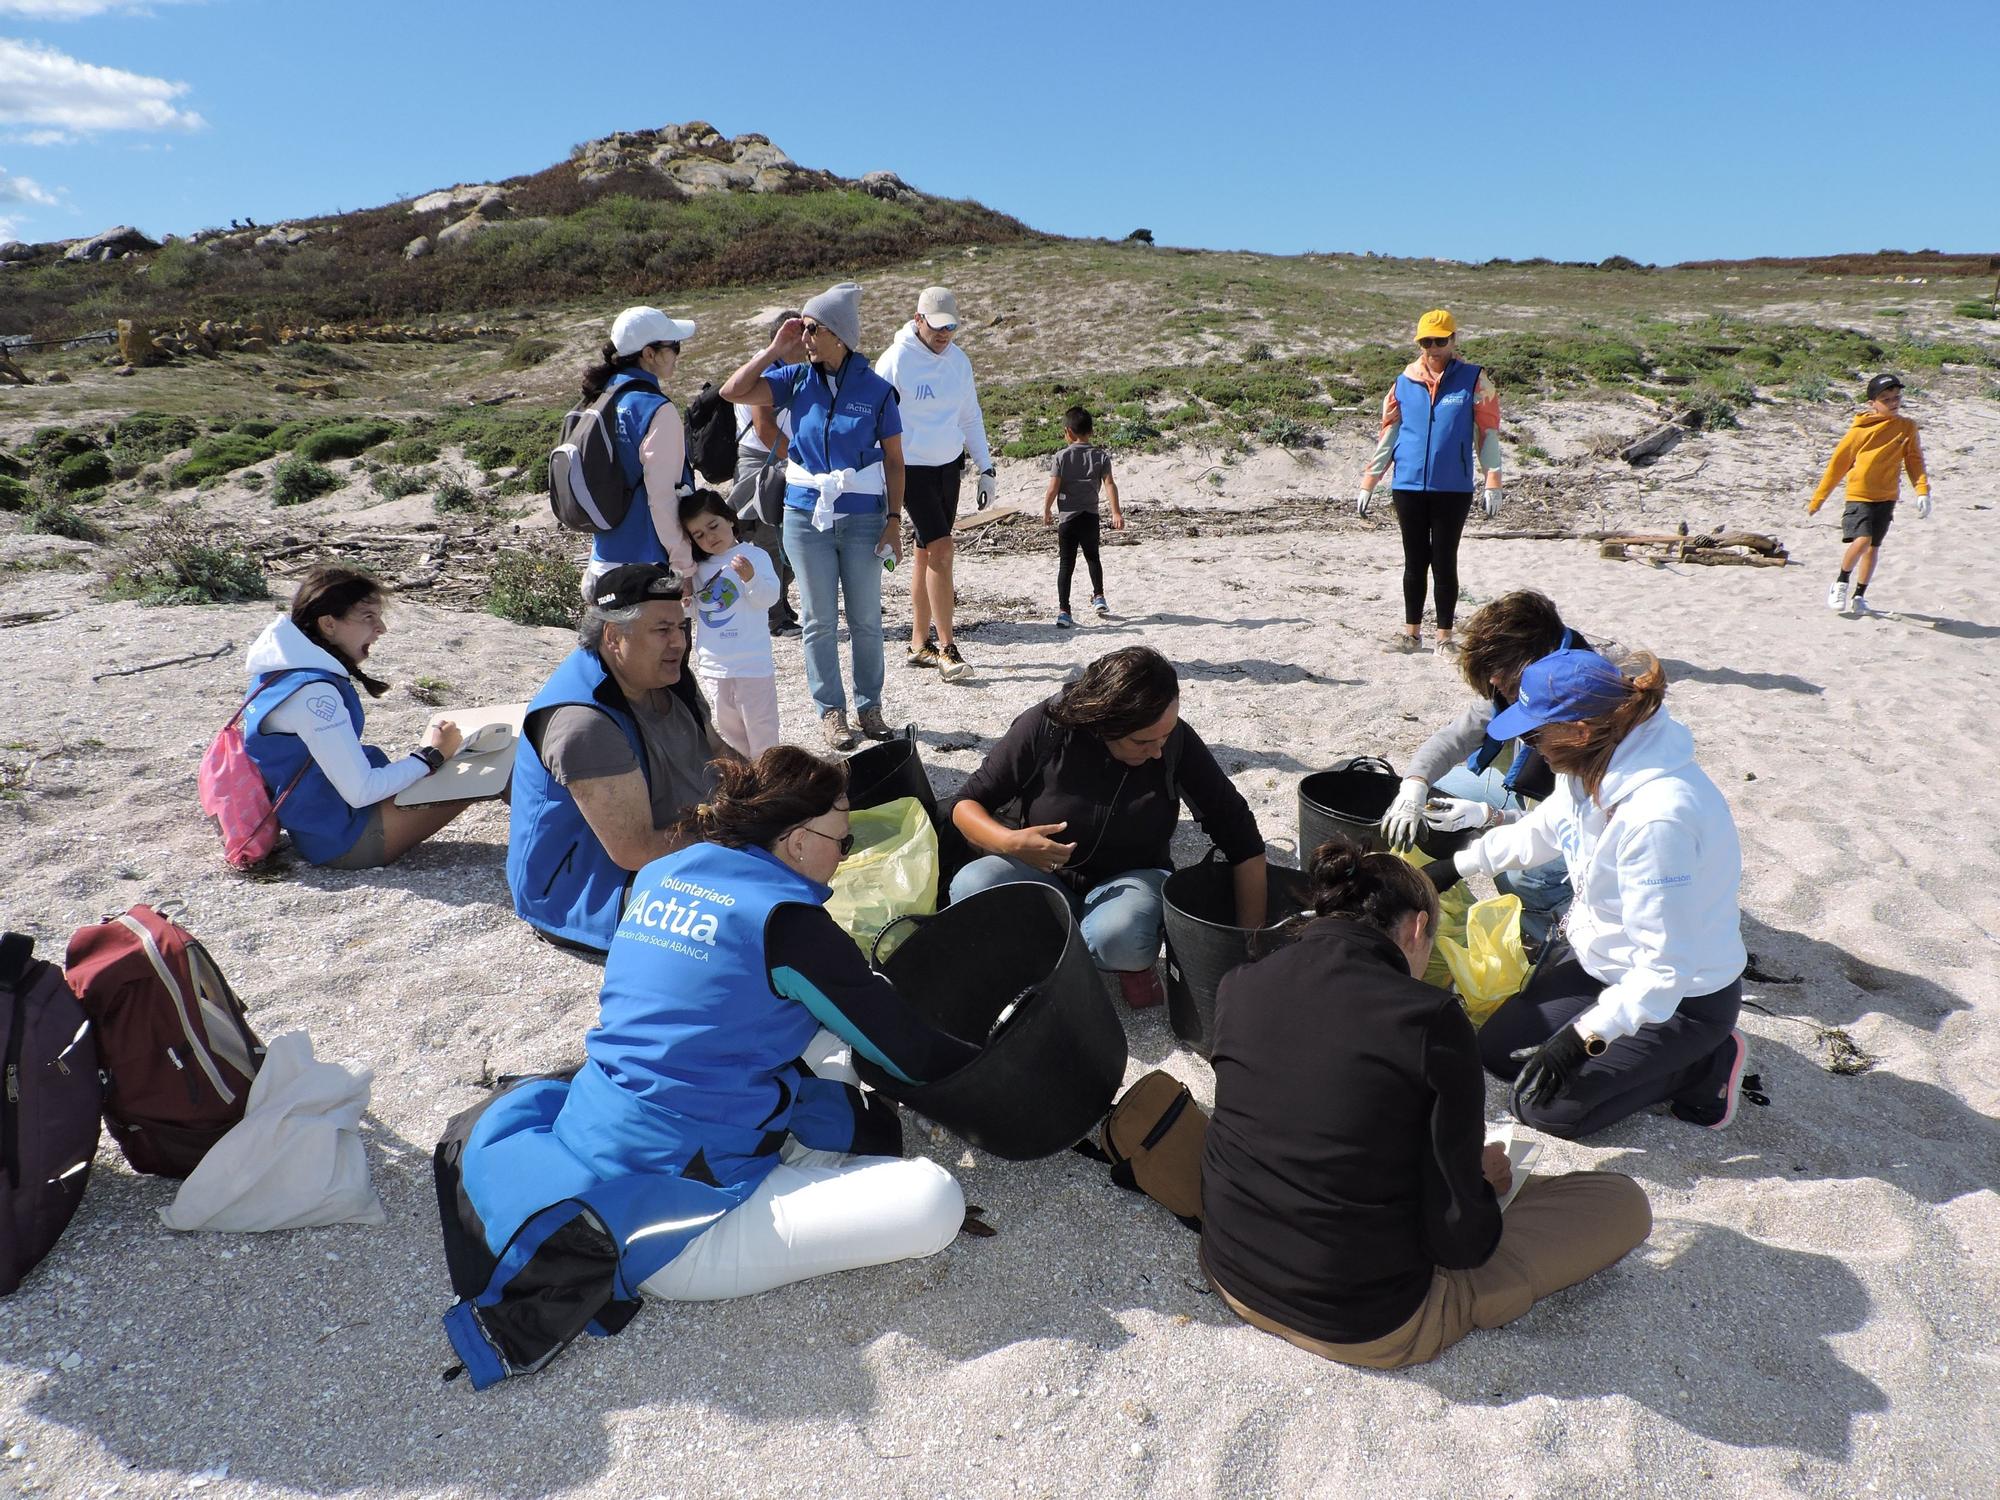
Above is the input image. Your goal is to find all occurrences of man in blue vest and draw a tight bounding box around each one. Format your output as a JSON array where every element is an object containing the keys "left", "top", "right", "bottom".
[{"left": 507, "top": 564, "right": 736, "bottom": 953}]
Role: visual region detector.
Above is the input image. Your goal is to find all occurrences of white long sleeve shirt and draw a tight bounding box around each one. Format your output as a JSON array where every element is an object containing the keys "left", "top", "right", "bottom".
[
  {"left": 690, "top": 544, "right": 780, "bottom": 679},
  {"left": 1457, "top": 708, "right": 1745, "bottom": 1042},
  {"left": 243, "top": 616, "right": 428, "bottom": 809},
  {"left": 873, "top": 322, "right": 993, "bottom": 471}
]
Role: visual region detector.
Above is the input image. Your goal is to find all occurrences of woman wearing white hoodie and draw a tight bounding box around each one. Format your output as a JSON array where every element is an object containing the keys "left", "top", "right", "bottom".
[
  {"left": 874, "top": 287, "right": 995, "bottom": 684},
  {"left": 239, "top": 565, "right": 471, "bottom": 868},
  {"left": 1445, "top": 649, "right": 1753, "bottom": 1139}
]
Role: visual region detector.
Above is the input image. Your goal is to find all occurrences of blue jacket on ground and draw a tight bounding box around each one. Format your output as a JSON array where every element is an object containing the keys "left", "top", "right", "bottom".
[
  {"left": 766, "top": 353, "right": 902, "bottom": 515},
  {"left": 587, "top": 371, "right": 695, "bottom": 574},
  {"left": 1392, "top": 360, "right": 1482, "bottom": 493}
]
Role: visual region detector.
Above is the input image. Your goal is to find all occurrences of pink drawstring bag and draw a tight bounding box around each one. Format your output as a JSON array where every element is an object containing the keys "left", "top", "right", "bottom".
[{"left": 198, "top": 693, "right": 305, "bottom": 868}]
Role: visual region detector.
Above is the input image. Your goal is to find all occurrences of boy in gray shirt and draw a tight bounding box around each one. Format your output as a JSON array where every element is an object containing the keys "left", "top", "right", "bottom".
[{"left": 1041, "top": 406, "right": 1125, "bottom": 627}]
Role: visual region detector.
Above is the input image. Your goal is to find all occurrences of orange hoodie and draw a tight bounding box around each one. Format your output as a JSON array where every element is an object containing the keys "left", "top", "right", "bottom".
[{"left": 1809, "top": 411, "right": 1929, "bottom": 509}]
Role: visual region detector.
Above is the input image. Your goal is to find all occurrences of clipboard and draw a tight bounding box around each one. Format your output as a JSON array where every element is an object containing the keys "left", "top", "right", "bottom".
[
  {"left": 1484, "top": 1121, "right": 1545, "bottom": 1212},
  {"left": 394, "top": 701, "right": 527, "bottom": 807}
]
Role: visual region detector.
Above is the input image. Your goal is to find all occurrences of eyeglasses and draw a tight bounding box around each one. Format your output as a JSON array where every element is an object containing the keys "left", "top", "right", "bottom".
[
  {"left": 1418, "top": 337, "right": 1452, "bottom": 349},
  {"left": 796, "top": 824, "right": 855, "bottom": 857}
]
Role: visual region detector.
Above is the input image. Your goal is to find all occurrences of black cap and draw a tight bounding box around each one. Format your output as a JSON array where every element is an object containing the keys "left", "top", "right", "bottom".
[
  {"left": 1866, "top": 373, "right": 1904, "bottom": 399},
  {"left": 590, "top": 563, "right": 682, "bottom": 610}
]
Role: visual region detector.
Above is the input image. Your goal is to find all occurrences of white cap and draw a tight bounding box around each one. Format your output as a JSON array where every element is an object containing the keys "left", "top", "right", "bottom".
[
  {"left": 610, "top": 306, "right": 697, "bottom": 357},
  {"left": 917, "top": 286, "right": 959, "bottom": 330}
]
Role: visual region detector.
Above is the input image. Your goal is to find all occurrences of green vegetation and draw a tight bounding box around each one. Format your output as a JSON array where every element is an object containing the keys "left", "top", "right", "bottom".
[
  {"left": 407, "top": 675, "right": 451, "bottom": 706},
  {"left": 0, "top": 474, "right": 28, "bottom": 511},
  {"left": 55, "top": 450, "right": 113, "bottom": 492},
  {"left": 372, "top": 465, "right": 435, "bottom": 500},
  {"left": 26, "top": 493, "right": 107, "bottom": 542},
  {"left": 295, "top": 418, "right": 399, "bottom": 462},
  {"left": 487, "top": 543, "right": 581, "bottom": 628},
  {"left": 105, "top": 411, "right": 202, "bottom": 476},
  {"left": 174, "top": 432, "right": 276, "bottom": 485},
  {"left": 105, "top": 512, "right": 267, "bottom": 605},
  {"left": 432, "top": 475, "right": 485, "bottom": 512},
  {"left": 1955, "top": 300, "right": 1997, "bottom": 321},
  {"left": 270, "top": 457, "right": 339, "bottom": 506},
  {"left": 501, "top": 336, "right": 561, "bottom": 367}
]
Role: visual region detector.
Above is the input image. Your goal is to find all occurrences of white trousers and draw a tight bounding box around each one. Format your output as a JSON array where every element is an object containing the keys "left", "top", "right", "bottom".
[{"left": 639, "top": 1031, "right": 962, "bottom": 1301}]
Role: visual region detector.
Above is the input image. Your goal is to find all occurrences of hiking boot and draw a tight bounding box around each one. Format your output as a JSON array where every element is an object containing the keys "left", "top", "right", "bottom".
[
  {"left": 856, "top": 706, "right": 894, "bottom": 741},
  {"left": 821, "top": 708, "right": 857, "bottom": 752},
  {"left": 1115, "top": 967, "right": 1166, "bottom": 1010},
  {"left": 1056, "top": 610, "right": 1076, "bottom": 629},
  {"left": 907, "top": 642, "right": 941, "bottom": 669},
  {"left": 1092, "top": 595, "right": 1111, "bottom": 618},
  {"left": 1826, "top": 579, "right": 1849, "bottom": 612},
  {"left": 938, "top": 643, "right": 972, "bottom": 683},
  {"left": 1670, "top": 1029, "right": 1764, "bottom": 1129}
]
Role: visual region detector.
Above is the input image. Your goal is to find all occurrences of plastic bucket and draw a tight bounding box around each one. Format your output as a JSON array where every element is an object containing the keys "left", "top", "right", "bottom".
[
  {"left": 844, "top": 729, "right": 937, "bottom": 820},
  {"left": 858, "top": 883, "right": 1127, "bottom": 1160},
  {"left": 1297, "top": 756, "right": 1478, "bottom": 863},
  {"left": 1162, "top": 851, "right": 1314, "bottom": 1057}
]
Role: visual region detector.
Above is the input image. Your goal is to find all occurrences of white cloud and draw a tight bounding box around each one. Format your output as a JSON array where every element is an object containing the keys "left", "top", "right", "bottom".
[
  {"left": 0, "top": 2, "right": 190, "bottom": 17},
  {"left": 0, "top": 38, "right": 204, "bottom": 134},
  {"left": 0, "top": 165, "right": 58, "bottom": 204},
  {"left": 7, "top": 127, "right": 73, "bottom": 145}
]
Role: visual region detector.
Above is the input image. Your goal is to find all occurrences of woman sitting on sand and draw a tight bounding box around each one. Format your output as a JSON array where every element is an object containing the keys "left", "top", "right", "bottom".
[
  {"left": 239, "top": 565, "right": 472, "bottom": 868},
  {"left": 1201, "top": 835, "right": 1652, "bottom": 1370},
  {"left": 1446, "top": 649, "right": 1754, "bottom": 1138},
  {"left": 948, "top": 646, "right": 1266, "bottom": 1010},
  {"left": 440, "top": 747, "right": 976, "bottom": 1384},
  {"left": 1378, "top": 589, "right": 1591, "bottom": 948}
]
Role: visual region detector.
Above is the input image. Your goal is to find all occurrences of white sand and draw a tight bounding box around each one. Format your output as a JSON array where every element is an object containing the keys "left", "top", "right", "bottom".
[{"left": 2, "top": 379, "right": 1997, "bottom": 1499}]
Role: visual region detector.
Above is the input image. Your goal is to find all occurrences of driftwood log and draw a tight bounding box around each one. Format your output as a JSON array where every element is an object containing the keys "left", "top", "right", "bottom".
[
  {"left": 1620, "top": 424, "right": 1685, "bottom": 465},
  {"left": 1481, "top": 525, "right": 1789, "bottom": 567}
]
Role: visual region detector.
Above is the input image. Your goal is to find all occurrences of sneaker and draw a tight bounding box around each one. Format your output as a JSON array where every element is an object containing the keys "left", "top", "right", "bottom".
[
  {"left": 1670, "top": 1029, "right": 1756, "bottom": 1129},
  {"left": 1056, "top": 610, "right": 1076, "bottom": 629},
  {"left": 1434, "top": 636, "right": 1461, "bottom": 658},
  {"left": 1386, "top": 631, "right": 1421, "bottom": 654},
  {"left": 907, "top": 642, "right": 941, "bottom": 669},
  {"left": 856, "top": 706, "right": 894, "bottom": 741},
  {"left": 1115, "top": 967, "right": 1166, "bottom": 1010},
  {"left": 821, "top": 708, "right": 857, "bottom": 752},
  {"left": 938, "top": 643, "right": 972, "bottom": 683},
  {"left": 1092, "top": 595, "right": 1111, "bottom": 617},
  {"left": 770, "top": 619, "right": 801, "bottom": 638},
  {"left": 1826, "top": 579, "right": 1849, "bottom": 612},
  {"left": 1848, "top": 594, "right": 1874, "bottom": 618}
]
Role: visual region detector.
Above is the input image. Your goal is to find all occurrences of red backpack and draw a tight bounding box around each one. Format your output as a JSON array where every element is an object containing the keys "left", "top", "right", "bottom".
[
  {"left": 2, "top": 932, "right": 103, "bottom": 1295},
  {"left": 198, "top": 687, "right": 306, "bottom": 869},
  {"left": 63, "top": 906, "right": 264, "bottom": 1178}
]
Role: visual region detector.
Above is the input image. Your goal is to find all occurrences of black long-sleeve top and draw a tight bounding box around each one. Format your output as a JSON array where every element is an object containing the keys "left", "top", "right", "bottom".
[
  {"left": 956, "top": 699, "right": 1264, "bottom": 886},
  {"left": 1200, "top": 919, "right": 1502, "bottom": 1344}
]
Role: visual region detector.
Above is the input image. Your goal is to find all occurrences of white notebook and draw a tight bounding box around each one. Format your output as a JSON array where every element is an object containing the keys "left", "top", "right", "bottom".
[
  {"left": 1484, "top": 1121, "right": 1544, "bottom": 1212},
  {"left": 393, "top": 702, "right": 527, "bottom": 807}
]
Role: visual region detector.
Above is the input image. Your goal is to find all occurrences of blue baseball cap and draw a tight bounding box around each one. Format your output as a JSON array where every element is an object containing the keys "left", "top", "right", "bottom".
[{"left": 1488, "top": 649, "right": 1629, "bottom": 740}]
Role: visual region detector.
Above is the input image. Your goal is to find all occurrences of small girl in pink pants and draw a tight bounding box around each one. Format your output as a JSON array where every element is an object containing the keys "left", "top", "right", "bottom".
[{"left": 680, "top": 490, "right": 782, "bottom": 757}]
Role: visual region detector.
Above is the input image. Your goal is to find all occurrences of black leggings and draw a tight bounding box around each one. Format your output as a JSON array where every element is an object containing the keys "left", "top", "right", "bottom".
[
  {"left": 1392, "top": 489, "right": 1473, "bottom": 629},
  {"left": 1057, "top": 512, "right": 1103, "bottom": 611},
  {"left": 1476, "top": 938, "right": 1742, "bottom": 1140}
]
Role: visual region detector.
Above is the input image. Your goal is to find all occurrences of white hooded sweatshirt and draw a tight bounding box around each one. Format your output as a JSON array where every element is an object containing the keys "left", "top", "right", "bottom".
[
  {"left": 243, "top": 615, "right": 428, "bottom": 810},
  {"left": 1458, "top": 706, "right": 1744, "bottom": 1042},
  {"left": 873, "top": 322, "right": 993, "bottom": 471}
]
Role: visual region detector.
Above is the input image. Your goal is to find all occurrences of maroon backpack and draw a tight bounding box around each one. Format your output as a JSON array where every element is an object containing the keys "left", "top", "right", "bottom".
[
  {"left": 63, "top": 906, "right": 264, "bottom": 1178},
  {"left": 2, "top": 932, "right": 103, "bottom": 1296}
]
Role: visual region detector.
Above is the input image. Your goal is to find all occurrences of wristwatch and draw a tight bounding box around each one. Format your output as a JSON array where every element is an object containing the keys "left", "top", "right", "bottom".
[{"left": 413, "top": 745, "right": 446, "bottom": 775}]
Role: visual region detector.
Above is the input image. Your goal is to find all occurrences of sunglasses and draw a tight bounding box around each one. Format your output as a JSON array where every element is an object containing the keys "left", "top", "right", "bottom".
[
  {"left": 1418, "top": 337, "right": 1452, "bottom": 348},
  {"left": 797, "top": 824, "right": 855, "bottom": 857},
  {"left": 649, "top": 340, "right": 681, "bottom": 355},
  {"left": 800, "top": 321, "right": 825, "bottom": 338}
]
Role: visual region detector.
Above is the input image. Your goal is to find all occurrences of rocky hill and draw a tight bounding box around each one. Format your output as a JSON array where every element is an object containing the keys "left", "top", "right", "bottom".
[{"left": 1, "top": 122, "right": 1036, "bottom": 341}]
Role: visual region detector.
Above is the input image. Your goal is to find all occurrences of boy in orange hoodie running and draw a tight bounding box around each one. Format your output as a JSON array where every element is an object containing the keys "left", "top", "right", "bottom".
[{"left": 1808, "top": 373, "right": 1931, "bottom": 616}]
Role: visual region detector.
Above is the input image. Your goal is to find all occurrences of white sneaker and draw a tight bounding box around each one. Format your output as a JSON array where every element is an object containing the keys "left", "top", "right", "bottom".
[
  {"left": 1825, "top": 580, "right": 1848, "bottom": 612},
  {"left": 1848, "top": 594, "right": 1874, "bottom": 617}
]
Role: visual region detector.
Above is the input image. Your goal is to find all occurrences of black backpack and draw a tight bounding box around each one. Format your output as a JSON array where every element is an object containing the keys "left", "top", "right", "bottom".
[
  {"left": 548, "top": 380, "right": 663, "bottom": 534},
  {"left": 2, "top": 932, "right": 103, "bottom": 1296},
  {"left": 683, "top": 382, "right": 741, "bottom": 486}
]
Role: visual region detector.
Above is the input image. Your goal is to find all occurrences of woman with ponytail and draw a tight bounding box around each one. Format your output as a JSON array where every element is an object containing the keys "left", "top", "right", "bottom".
[
  {"left": 1446, "top": 649, "right": 1752, "bottom": 1139},
  {"left": 1200, "top": 834, "right": 1651, "bottom": 1369},
  {"left": 238, "top": 565, "right": 472, "bottom": 867}
]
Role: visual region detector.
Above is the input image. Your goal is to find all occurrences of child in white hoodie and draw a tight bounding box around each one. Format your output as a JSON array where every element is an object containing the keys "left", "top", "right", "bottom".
[
  {"left": 679, "top": 490, "right": 782, "bottom": 757},
  {"left": 1442, "top": 649, "right": 1755, "bottom": 1139}
]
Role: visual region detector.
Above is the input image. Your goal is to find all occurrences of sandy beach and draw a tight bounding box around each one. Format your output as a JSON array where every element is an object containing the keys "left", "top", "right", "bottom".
[{"left": 2, "top": 368, "right": 1997, "bottom": 1500}]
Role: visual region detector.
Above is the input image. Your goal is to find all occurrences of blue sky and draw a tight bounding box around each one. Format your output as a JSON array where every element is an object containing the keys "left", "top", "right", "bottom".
[{"left": 2, "top": 0, "right": 1995, "bottom": 263}]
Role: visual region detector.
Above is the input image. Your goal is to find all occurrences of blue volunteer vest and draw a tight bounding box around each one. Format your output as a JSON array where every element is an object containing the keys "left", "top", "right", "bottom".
[
  {"left": 588, "top": 372, "right": 696, "bottom": 573},
  {"left": 1391, "top": 360, "right": 1481, "bottom": 493},
  {"left": 241, "top": 668, "right": 380, "bottom": 865},
  {"left": 506, "top": 649, "right": 650, "bottom": 950},
  {"left": 776, "top": 353, "right": 897, "bottom": 514}
]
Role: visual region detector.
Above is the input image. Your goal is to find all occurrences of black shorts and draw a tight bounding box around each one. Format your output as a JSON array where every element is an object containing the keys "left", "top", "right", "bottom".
[
  {"left": 1841, "top": 500, "right": 1894, "bottom": 545},
  {"left": 903, "top": 457, "right": 965, "bottom": 547}
]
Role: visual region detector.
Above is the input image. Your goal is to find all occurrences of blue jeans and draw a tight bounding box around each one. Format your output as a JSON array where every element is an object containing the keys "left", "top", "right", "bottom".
[
  {"left": 1434, "top": 762, "right": 1571, "bottom": 947},
  {"left": 783, "top": 507, "right": 886, "bottom": 717},
  {"left": 948, "top": 856, "right": 1170, "bottom": 973}
]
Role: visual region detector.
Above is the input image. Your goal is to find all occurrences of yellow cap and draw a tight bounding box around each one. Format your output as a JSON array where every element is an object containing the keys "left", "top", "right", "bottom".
[{"left": 1415, "top": 309, "right": 1457, "bottom": 341}]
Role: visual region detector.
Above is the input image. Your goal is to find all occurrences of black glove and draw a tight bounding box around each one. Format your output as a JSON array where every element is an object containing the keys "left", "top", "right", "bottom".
[
  {"left": 1423, "top": 855, "right": 1465, "bottom": 894},
  {"left": 1509, "top": 1026, "right": 1591, "bottom": 1114}
]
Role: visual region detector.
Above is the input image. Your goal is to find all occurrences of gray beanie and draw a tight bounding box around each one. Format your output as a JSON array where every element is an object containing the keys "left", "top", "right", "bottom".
[{"left": 802, "top": 282, "right": 863, "bottom": 354}]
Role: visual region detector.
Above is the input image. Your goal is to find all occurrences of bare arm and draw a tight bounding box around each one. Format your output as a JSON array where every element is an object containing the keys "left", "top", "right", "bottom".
[
  {"left": 951, "top": 798, "right": 1075, "bottom": 871},
  {"left": 1103, "top": 470, "right": 1124, "bottom": 527},
  {"left": 878, "top": 434, "right": 906, "bottom": 564},
  {"left": 721, "top": 319, "right": 808, "bottom": 405},
  {"left": 569, "top": 770, "right": 687, "bottom": 871},
  {"left": 1232, "top": 853, "right": 1268, "bottom": 931},
  {"left": 1042, "top": 472, "right": 1060, "bottom": 522}
]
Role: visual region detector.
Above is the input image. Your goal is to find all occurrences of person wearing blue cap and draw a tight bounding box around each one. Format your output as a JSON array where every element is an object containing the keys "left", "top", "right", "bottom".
[{"left": 1440, "top": 649, "right": 1755, "bottom": 1139}]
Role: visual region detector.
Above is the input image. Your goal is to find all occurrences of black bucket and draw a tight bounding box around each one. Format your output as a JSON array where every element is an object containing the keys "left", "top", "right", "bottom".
[
  {"left": 1162, "top": 849, "right": 1314, "bottom": 1057},
  {"left": 858, "top": 882, "right": 1127, "bottom": 1160},
  {"left": 844, "top": 728, "right": 938, "bottom": 820},
  {"left": 1297, "top": 755, "right": 1477, "bottom": 863}
]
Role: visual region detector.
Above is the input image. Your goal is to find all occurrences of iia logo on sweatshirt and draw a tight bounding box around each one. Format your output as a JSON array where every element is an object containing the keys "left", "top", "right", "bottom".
[{"left": 915, "top": 382, "right": 936, "bottom": 401}]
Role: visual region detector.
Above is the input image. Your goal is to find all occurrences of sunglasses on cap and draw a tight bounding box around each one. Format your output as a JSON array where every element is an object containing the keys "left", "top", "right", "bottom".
[
  {"left": 797, "top": 824, "right": 855, "bottom": 856},
  {"left": 1418, "top": 336, "right": 1452, "bottom": 348}
]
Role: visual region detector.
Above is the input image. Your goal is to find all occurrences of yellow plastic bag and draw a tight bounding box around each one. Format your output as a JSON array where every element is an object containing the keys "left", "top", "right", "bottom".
[
  {"left": 825, "top": 796, "right": 938, "bottom": 958},
  {"left": 1435, "top": 894, "right": 1531, "bottom": 1027},
  {"left": 1395, "top": 847, "right": 1472, "bottom": 991}
]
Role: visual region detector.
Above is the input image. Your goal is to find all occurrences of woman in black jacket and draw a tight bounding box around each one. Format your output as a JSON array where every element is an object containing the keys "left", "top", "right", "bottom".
[{"left": 1200, "top": 836, "right": 1651, "bottom": 1369}]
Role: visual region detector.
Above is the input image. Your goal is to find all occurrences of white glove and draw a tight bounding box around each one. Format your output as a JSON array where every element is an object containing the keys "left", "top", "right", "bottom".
[
  {"left": 1380, "top": 777, "right": 1427, "bottom": 851},
  {"left": 977, "top": 469, "right": 998, "bottom": 510},
  {"left": 1424, "top": 795, "right": 1492, "bottom": 833},
  {"left": 1452, "top": 845, "right": 1483, "bottom": 882},
  {"left": 1482, "top": 486, "right": 1504, "bottom": 520},
  {"left": 1356, "top": 486, "right": 1375, "bottom": 519},
  {"left": 1916, "top": 491, "right": 1932, "bottom": 519}
]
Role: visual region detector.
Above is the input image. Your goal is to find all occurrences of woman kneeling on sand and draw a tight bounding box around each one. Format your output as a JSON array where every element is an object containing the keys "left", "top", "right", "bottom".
[
  {"left": 1447, "top": 649, "right": 1754, "bottom": 1138},
  {"left": 239, "top": 565, "right": 472, "bottom": 868},
  {"left": 1201, "top": 836, "right": 1651, "bottom": 1369}
]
